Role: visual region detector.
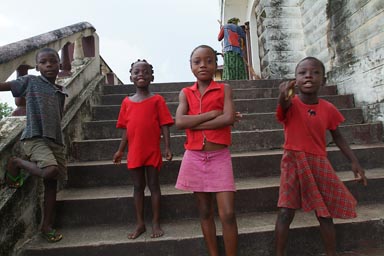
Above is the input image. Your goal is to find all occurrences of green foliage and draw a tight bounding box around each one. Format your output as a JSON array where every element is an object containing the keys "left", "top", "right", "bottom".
[{"left": 0, "top": 102, "right": 13, "bottom": 119}]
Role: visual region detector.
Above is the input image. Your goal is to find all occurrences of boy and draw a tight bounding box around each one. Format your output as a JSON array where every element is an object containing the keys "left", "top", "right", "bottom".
[{"left": 0, "top": 47, "right": 67, "bottom": 242}]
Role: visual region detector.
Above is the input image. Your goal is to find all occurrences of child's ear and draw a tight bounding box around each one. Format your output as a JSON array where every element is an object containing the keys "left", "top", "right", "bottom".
[
  {"left": 59, "top": 63, "right": 63, "bottom": 70},
  {"left": 130, "top": 76, "right": 133, "bottom": 82},
  {"left": 151, "top": 75, "right": 154, "bottom": 82},
  {"left": 323, "top": 76, "right": 326, "bottom": 85},
  {"left": 35, "top": 65, "right": 39, "bottom": 72}
]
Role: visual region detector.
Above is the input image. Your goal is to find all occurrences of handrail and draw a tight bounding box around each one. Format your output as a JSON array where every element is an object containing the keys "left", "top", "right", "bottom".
[{"left": 0, "top": 21, "right": 96, "bottom": 82}]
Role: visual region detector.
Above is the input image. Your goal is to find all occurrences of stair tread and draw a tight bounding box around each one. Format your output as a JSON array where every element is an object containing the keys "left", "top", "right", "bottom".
[
  {"left": 57, "top": 168, "right": 384, "bottom": 201},
  {"left": 67, "top": 143, "right": 384, "bottom": 166},
  {"left": 24, "top": 202, "right": 384, "bottom": 249}
]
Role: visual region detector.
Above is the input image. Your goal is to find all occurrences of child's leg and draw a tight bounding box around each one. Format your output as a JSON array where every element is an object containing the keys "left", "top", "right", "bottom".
[
  {"left": 8, "top": 157, "right": 58, "bottom": 179},
  {"left": 275, "top": 207, "right": 295, "bottom": 256},
  {"left": 216, "top": 191, "right": 238, "bottom": 256},
  {"left": 128, "top": 167, "right": 146, "bottom": 239},
  {"left": 41, "top": 173, "right": 58, "bottom": 232},
  {"left": 146, "top": 166, "right": 163, "bottom": 238},
  {"left": 317, "top": 216, "right": 337, "bottom": 256},
  {"left": 194, "top": 192, "right": 218, "bottom": 256}
]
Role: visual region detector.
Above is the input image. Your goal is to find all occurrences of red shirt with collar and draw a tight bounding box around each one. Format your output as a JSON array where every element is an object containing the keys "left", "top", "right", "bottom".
[{"left": 183, "top": 81, "right": 231, "bottom": 150}]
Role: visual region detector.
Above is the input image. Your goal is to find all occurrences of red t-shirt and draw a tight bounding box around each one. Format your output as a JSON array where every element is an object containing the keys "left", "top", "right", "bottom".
[
  {"left": 116, "top": 94, "right": 174, "bottom": 170},
  {"left": 276, "top": 95, "right": 344, "bottom": 156}
]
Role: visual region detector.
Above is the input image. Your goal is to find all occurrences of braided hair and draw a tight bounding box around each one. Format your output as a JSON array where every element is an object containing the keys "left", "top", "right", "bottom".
[{"left": 129, "top": 59, "right": 154, "bottom": 75}]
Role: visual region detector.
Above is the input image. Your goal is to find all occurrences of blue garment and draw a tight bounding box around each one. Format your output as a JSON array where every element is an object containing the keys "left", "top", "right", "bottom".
[{"left": 218, "top": 23, "right": 246, "bottom": 56}]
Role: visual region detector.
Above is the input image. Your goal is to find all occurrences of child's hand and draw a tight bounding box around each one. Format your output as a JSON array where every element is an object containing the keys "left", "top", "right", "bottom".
[
  {"left": 234, "top": 111, "right": 242, "bottom": 122},
  {"left": 352, "top": 162, "right": 368, "bottom": 186},
  {"left": 113, "top": 151, "right": 123, "bottom": 165},
  {"left": 279, "top": 80, "right": 295, "bottom": 101},
  {"left": 164, "top": 148, "right": 173, "bottom": 161}
]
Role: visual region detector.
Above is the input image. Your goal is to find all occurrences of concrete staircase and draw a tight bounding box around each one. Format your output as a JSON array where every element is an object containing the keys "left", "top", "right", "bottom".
[{"left": 21, "top": 80, "right": 384, "bottom": 256}]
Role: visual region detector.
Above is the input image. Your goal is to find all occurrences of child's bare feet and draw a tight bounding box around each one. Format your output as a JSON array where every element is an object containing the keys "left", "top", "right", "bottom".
[
  {"left": 127, "top": 225, "right": 146, "bottom": 239},
  {"left": 150, "top": 223, "right": 164, "bottom": 238}
]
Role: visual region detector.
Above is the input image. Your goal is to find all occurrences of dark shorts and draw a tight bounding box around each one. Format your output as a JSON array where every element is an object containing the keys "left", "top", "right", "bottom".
[{"left": 22, "top": 138, "right": 67, "bottom": 180}]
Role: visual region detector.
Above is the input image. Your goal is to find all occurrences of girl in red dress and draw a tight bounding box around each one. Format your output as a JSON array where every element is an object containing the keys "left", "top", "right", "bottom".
[
  {"left": 274, "top": 57, "right": 368, "bottom": 256},
  {"left": 113, "top": 60, "right": 174, "bottom": 239}
]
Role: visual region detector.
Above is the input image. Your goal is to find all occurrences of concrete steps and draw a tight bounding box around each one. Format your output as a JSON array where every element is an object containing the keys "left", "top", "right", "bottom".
[
  {"left": 72, "top": 124, "right": 383, "bottom": 161},
  {"left": 22, "top": 202, "right": 384, "bottom": 256},
  {"left": 55, "top": 168, "right": 384, "bottom": 227},
  {"left": 21, "top": 79, "right": 384, "bottom": 255},
  {"left": 90, "top": 94, "right": 356, "bottom": 120},
  {"left": 83, "top": 108, "right": 364, "bottom": 139}
]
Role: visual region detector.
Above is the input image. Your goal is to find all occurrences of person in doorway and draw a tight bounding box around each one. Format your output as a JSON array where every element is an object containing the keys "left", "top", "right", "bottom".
[
  {"left": 113, "top": 59, "right": 174, "bottom": 239},
  {"left": 218, "top": 17, "right": 247, "bottom": 80},
  {"left": 175, "top": 45, "right": 239, "bottom": 256},
  {"left": 274, "top": 56, "right": 368, "bottom": 256},
  {"left": 0, "top": 47, "right": 67, "bottom": 243}
]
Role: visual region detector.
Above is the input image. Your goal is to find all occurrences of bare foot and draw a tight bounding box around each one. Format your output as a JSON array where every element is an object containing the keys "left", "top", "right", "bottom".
[
  {"left": 150, "top": 223, "right": 164, "bottom": 238},
  {"left": 127, "top": 226, "right": 146, "bottom": 239}
]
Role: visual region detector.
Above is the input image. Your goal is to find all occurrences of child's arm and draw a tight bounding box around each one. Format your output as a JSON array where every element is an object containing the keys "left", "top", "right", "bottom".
[
  {"left": 192, "top": 84, "right": 235, "bottom": 130},
  {"left": 113, "top": 129, "right": 127, "bottom": 165},
  {"left": 161, "top": 125, "right": 172, "bottom": 161},
  {"left": 0, "top": 82, "right": 12, "bottom": 91},
  {"left": 278, "top": 80, "right": 295, "bottom": 112},
  {"left": 175, "top": 90, "right": 222, "bottom": 130},
  {"left": 330, "top": 128, "right": 368, "bottom": 186}
]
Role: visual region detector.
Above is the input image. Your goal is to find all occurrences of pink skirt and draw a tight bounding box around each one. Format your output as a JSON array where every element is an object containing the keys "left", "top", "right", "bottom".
[{"left": 175, "top": 148, "right": 236, "bottom": 192}]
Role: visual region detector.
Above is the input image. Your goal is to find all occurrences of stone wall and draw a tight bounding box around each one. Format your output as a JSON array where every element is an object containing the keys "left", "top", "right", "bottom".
[
  {"left": 244, "top": 0, "right": 384, "bottom": 124},
  {"left": 325, "top": 0, "right": 384, "bottom": 124},
  {"left": 255, "top": 0, "right": 305, "bottom": 78}
]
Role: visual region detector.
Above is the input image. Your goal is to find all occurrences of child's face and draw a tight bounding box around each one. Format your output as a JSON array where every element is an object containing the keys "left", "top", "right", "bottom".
[
  {"left": 36, "top": 52, "right": 60, "bottom": 81},
  {"left": 190, "top": 47, "right": 217, "bottom": 81},
  {"left": 130, "top": 62, "right": 154, "bottom": 87},
  {"left": 295, "top": 59, "right": 325, "bottom": 95}
]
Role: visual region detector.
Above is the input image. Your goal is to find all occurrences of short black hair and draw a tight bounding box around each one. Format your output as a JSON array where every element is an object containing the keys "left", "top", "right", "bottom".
[
  {"left": 35, "top": 47, "right": 60, "bottom": 62},
  {"left": 295, "top": 56, "right": 325, "bottom": 75},
  {"left": 129, "top": 59, "right": 154, "bottom": 75},
  {"left": 190, "top": 45, "right": 218, "bottom": 63}
]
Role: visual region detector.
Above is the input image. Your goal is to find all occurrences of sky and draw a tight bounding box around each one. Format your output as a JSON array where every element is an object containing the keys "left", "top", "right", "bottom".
[{"left": 0, "top": 0, "right": 223, "bottom": 108}]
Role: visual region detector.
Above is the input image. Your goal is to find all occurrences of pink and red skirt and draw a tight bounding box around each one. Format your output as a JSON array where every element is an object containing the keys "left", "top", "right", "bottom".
[
  {"left": 176, "top": 148, "right": 236, "bottom": 192},
  {"left": 278, "top": 150, "right": 357, "bottom": 219}
]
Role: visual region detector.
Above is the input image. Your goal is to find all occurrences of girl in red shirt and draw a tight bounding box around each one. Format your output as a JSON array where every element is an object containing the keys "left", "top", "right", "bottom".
[
  {"left": 275, "top": 57, "right": 368, "bottom": 256},
  {"left": 113, "top": 60, "right": 174, "bottom": 239},
  {"left": 175, "top": 45, "right": 239, "bottom": 256}
]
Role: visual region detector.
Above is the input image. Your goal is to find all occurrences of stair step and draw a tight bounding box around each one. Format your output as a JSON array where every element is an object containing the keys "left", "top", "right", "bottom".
[
  {"left": 83, "top": 108, "right": 364, "bottom": 139},
  {"left": 56, "top": 168, "right": 384, "bottom": 227},
  {"left": 22, "top": 202, "right": 384, "bottom": 256},
  {"left": 67, "top": 144, "right": 384, "bottom": 187},
  {"left": 100, "top": 85, "right": 338, "bottom": 104},
  {"left": 101, "top": 80, "right": 289, "bottom": 95},
  {"left": 72, "top": 124, "right": 383, "bottom": 161},
  {"left": 91, "top": 94, "right": 355, "bottom": 120}
]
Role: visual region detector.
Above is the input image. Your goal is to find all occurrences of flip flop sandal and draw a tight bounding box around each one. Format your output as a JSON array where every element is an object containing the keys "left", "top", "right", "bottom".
[
  {"left": 41, "top": 229, "right": 63, "bottom": 243},
  {"left": 4, "top": 171, "right": 25, "bottom": 189}
]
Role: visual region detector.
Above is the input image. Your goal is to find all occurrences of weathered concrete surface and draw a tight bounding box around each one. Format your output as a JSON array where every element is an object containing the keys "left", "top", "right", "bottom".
[{"left": 225, "top": 0, "right": 384, "bottom": 126}]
